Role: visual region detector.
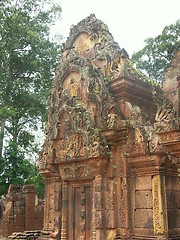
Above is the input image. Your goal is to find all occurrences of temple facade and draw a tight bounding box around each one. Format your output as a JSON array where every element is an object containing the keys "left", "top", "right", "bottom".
[{"left": 38, "top": 15, "right": 180, "bottom": 240}]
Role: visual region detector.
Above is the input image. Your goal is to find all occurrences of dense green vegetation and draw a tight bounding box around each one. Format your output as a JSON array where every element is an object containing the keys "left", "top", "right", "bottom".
[
  {"left": 0, "top": 0, "right": 62, "bottom": 196},
  {"left": 132, "top": 20, "right": 180, "bottom": 82}
]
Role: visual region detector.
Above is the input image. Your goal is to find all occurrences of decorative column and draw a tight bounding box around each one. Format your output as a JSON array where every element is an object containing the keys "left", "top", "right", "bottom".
[
  {"left": 152, "top": 174, "right": 168, "bottom": 239},
  {"left": 93, "top": 175, "right": 104, "bottom": 240},
  {"left": 61, "top": 181, "right": 68, "bottom": 240},
  {"left": 92, "top": 178, "right": 96, "bottom": 240},
  {"left": 53, "top": 176, "right": 62, "bottom": 239},
  {"left": 42, "top": 178, "right": 50, "bottom": 232}
]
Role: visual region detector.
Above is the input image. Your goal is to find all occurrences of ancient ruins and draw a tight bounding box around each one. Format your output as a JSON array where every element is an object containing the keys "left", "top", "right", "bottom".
[
  {"left": 0, "top": 185, "right": 44, "bottom": 238},
  {"left": 38, "top": 15, "right": 180, "bottom": 239}
]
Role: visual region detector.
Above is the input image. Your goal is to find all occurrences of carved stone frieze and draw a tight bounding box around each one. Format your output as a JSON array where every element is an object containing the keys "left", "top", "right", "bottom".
[
  {"left": 159, "top": 131, "right": 180, "bottom": 144},
  {"left": 59, "top": 163, "right": 93, "bottom": 180},
  {"left": 157, "top": 131, "right": 180, "bottom": 157}
]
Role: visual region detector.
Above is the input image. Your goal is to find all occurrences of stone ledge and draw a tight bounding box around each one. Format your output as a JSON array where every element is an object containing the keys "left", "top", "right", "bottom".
[{"left": 8, "top": 230, "right": 41, "bottom": 240}]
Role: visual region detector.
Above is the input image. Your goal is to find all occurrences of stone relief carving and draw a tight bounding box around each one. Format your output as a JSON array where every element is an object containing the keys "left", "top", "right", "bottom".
[
  {"left": 154, "top": 99, "right": 176, "bottom": 133},
  {"left": 152, "top": 175, "right": 168, "bottom": 235},
  {"left": 60, "top": 163, "right": 93, "bottom": 180},
  {"left": 129, "top": 128, "right": 145, "bottom": 156},
  {"left": 107, "top": 113, "right": 123, "bottom": 130}
]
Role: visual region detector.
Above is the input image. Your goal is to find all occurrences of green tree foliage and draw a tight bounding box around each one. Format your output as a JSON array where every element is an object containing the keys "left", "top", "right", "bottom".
[
  {"left": 33, "top": 173, "right": 45, "bottom": 197},
  {"left": 0, "top": 141, "right": 34, "bottom": 195},
  {"left": 0, "top": 141, "right": 45, "bottom": 197},
  {"left": 25, "top": 165, "right": 45, "bottom": 197},
  {"left": 0, "top": 0, "right": 62, "bottom": 196},
  {"left": 132, "top": 20, "right": 180, "bottom": 82}
]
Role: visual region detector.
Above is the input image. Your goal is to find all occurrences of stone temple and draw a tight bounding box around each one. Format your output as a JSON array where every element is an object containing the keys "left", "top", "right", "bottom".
[{"left": 38, "top": 14, "right": 180, "bottom": 240}]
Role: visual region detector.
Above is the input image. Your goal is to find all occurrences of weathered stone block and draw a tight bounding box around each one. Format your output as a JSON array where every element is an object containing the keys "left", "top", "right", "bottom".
[
  {"left": 172, "top": 177, "right": 180, "bottom": 191},
  {"left": 14, "top": 215, "right": 25, "bottom": 227},
  {"left": 168, "top": 209, "right": 180, "bottom": 228},
  {"left": 167, "top": 190, "right": 180, "bottom": 209},
  {"left": 135, "top": 190, "right": 153, "bottom": 209},
  {"left": 166, "top": 176, "right": 180, "bottom": 190},
  {"left": 134, "top": 209, "right": 153, "bottom": 228},
  {"left": 35, "top": 207, "right": 44, "bottom": 219},
  {"left": 136, "top": 176, "right": 152, "bottom": 190}
]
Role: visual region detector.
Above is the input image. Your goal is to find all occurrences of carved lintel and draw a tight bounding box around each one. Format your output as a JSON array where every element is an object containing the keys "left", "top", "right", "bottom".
[
  {"left": 158, "top": 131, "right": 180, "bottom": 157},
  {"left": 59, "top": 162, "right": 94, "bottom": 180},
  {"left": 152, "top": 175, "right": 168, "bottom": 236},
  {"left": 158, "top": 131, "right": 180, "bottom": 145}
]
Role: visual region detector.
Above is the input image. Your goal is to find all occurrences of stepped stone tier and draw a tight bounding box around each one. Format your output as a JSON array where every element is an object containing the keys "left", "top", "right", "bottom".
[
  {"left": 8, "top": 230, "right": 41, "bottom": 239},
  {"left": 38, "top": 14, "right": 180, "bottom": 240}
]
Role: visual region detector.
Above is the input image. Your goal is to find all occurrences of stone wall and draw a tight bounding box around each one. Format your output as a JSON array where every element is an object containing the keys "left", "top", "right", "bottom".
[{"left": 1, "top": 184, "right": 44, "bottom": 237}]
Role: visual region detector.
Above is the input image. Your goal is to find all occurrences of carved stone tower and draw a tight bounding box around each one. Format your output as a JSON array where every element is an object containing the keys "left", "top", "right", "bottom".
[{"left": 38, "top": 15, "right": 180, "bottom": 240}]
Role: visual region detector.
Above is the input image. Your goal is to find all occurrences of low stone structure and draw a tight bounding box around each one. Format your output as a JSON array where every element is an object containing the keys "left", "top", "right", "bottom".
[
  {"left": 38, "top": 15, "right": 180, "bottom": 239},
  {"left": 1, "top": 185, "right": 44, "bottom": 238}
]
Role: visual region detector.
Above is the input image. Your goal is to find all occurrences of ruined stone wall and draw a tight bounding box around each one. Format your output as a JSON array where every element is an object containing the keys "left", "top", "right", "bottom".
[{"left": 1, "top": 184, "right": 44, "bottom": 237}]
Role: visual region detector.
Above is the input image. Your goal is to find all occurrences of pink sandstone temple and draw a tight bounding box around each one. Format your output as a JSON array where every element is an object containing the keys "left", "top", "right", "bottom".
[{"left": 38, "top": 15, "right": 180, "bottom": 240}]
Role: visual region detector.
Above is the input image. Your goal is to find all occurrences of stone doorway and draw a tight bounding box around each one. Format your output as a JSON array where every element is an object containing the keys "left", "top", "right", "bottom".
[{"left": 68, "top": 182, "right": 93, "bottom": 240}]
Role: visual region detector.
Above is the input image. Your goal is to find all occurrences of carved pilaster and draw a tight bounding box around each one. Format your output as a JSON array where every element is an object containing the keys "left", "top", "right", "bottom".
[
  {"left": 61, "top": 181, "right": 68, "bottom": 240},
  {"left": 51, "top": 175, "right": 62, "bottom": 239},
  {"left": 43, "top": 179, "right": 50, "bottom": 230},
  {"left": 93, "top": 175, "right": 104, "bottom": 239},
  {"left": 92, "top": 178, "right": 96, "bottom": 240},
  {"left": 152, "top": 174, "right": 168, "bottom": 237}
]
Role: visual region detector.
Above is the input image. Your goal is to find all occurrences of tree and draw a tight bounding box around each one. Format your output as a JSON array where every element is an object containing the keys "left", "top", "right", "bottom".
[
  {"left": 0, "top": 141, "right": 35, "bottom": 196},
  {"left": 132, "top": 20, "right": 180, "bottom": 82},
  {"left": 0, "top": 0, "right": 62, "bottom": 157},
  {"left": 0, "top": 141, "right": 45, "bottom": 197},
  {"left": 0, "top": 0, "right": 62, "bottom": 195}
]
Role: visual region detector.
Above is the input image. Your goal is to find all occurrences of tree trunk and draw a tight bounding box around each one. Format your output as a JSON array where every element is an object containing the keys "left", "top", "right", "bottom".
[
  {"left": 12, "top": 119, "right": 19, "bottom": 144},
  {"left": 0, "top": 118, "right": 6, "bottom": 159},
  {"left": 0, "top": 47, "right": 14, "bottom": 158}
]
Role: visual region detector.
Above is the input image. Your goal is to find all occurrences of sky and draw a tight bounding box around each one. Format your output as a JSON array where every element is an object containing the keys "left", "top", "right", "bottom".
[{"left": 53, "top": 0, "right": 180, "bottom": 57}]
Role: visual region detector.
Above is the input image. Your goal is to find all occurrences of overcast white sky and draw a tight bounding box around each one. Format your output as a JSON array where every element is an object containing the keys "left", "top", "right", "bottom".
[{"left": 53, "top": 0, "right": 180, "bottom": 57}]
